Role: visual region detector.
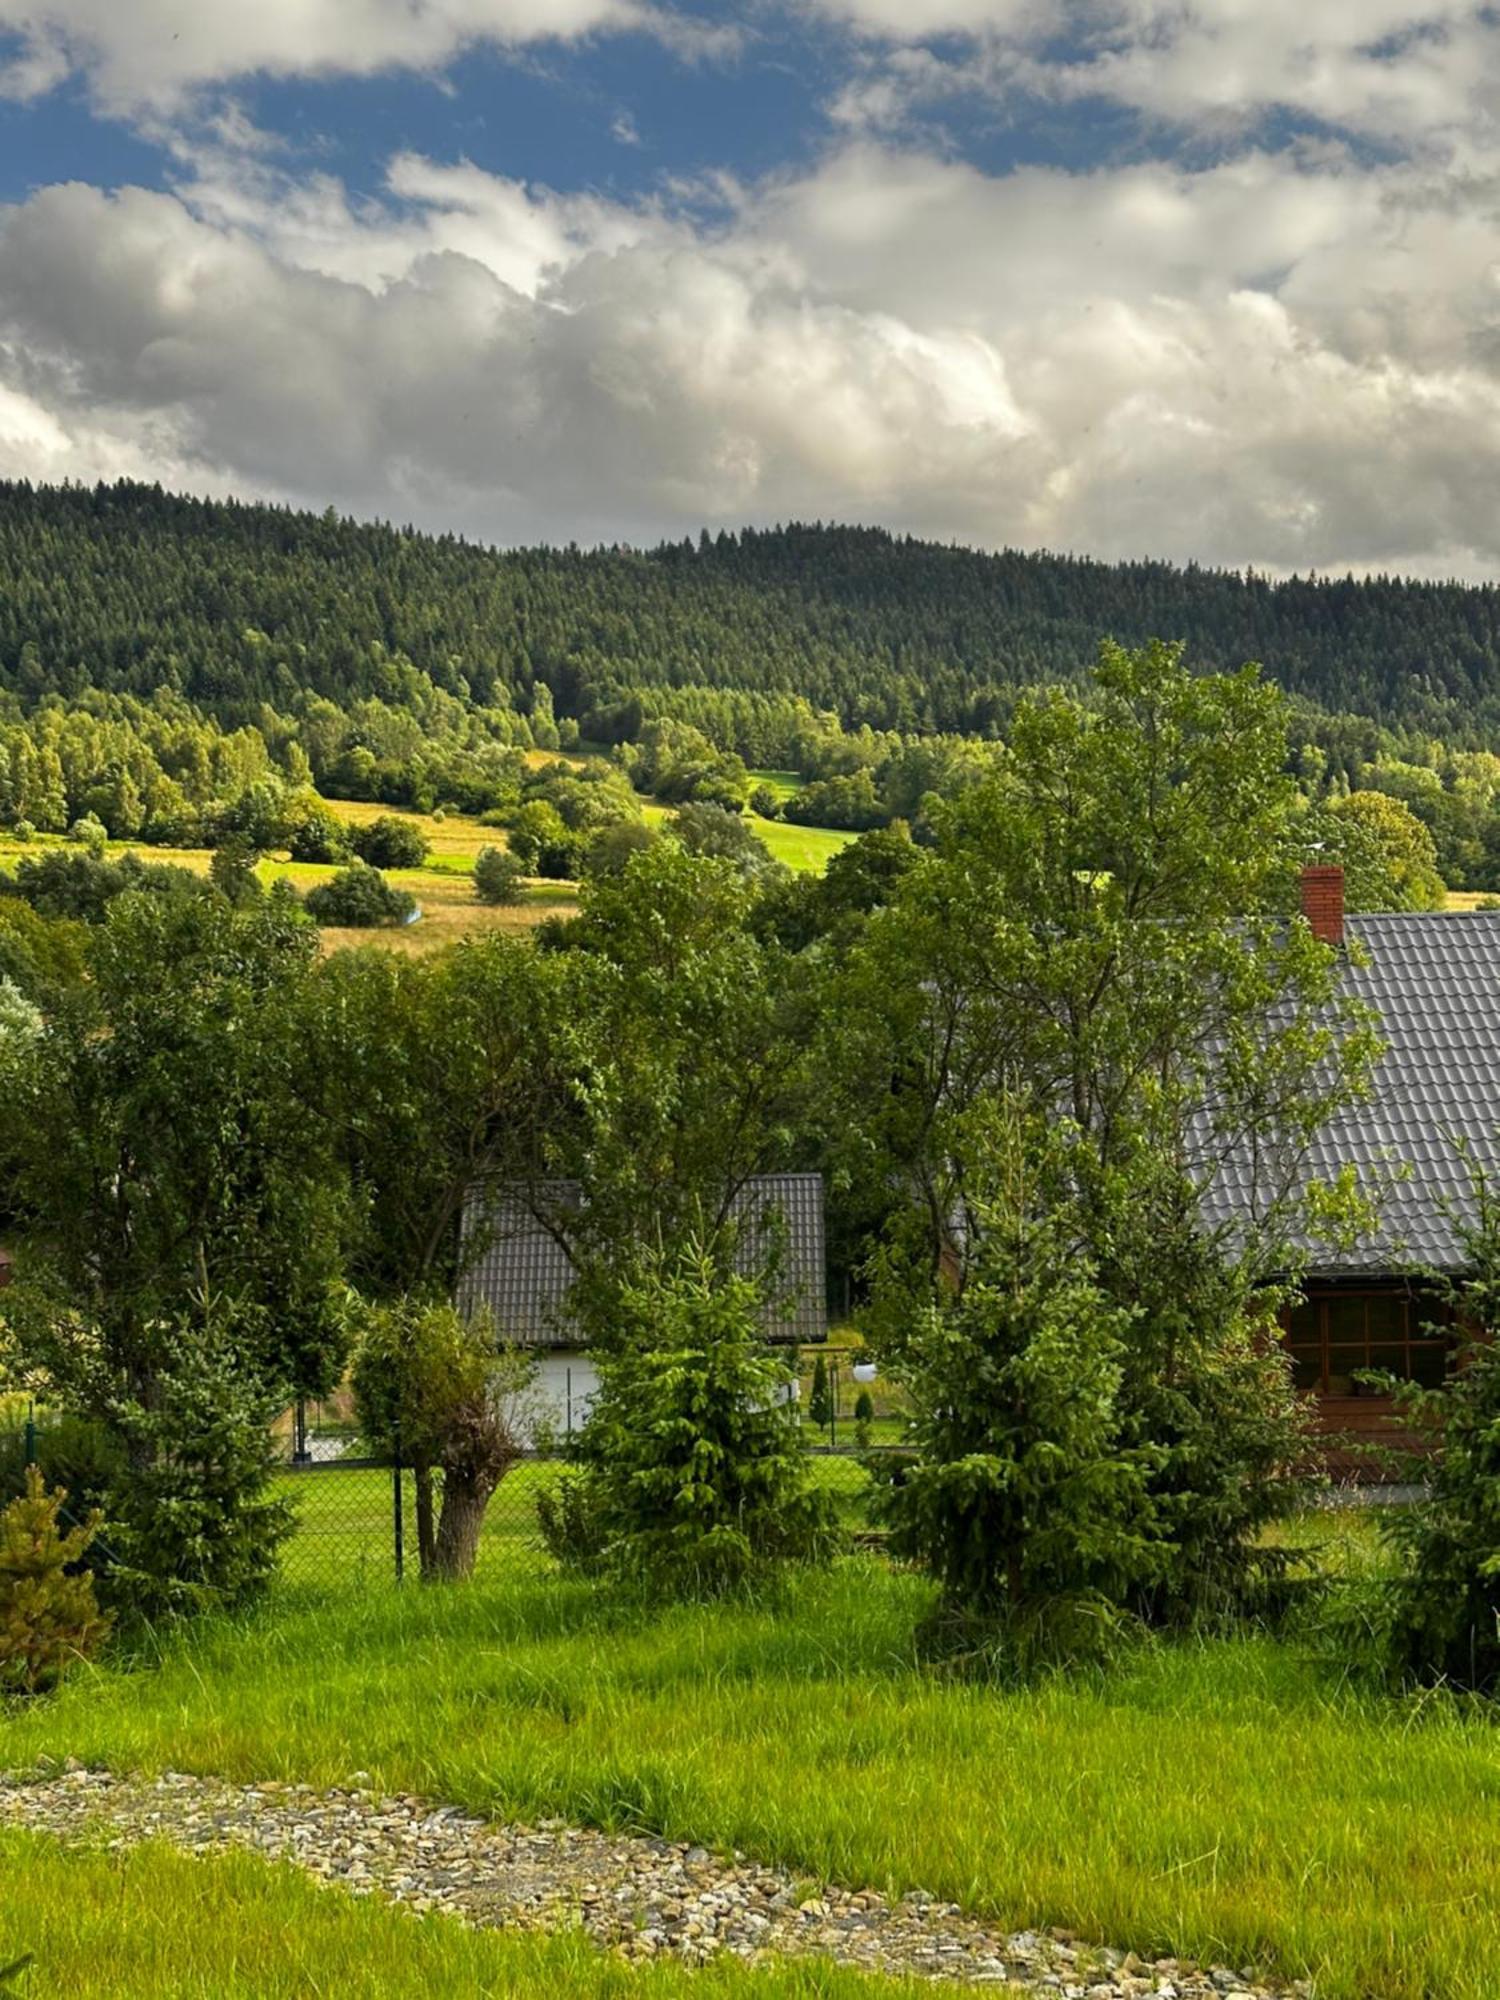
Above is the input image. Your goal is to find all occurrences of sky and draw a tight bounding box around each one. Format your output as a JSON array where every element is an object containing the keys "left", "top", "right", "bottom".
[{"left": 0, "top": 3, "right": 1497, "bottom": 576}]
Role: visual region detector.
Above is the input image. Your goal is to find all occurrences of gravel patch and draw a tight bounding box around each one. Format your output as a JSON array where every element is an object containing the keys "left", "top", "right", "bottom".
[{"left": 0, "top": 1764, "right": 1303, "bottom": 1998}]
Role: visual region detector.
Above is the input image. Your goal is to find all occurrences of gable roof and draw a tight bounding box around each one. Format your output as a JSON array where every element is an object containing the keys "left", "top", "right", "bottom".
[
  {"left": 456, "top": 1172, "right": 828, "bottom": 1345},
  {"left": 1203, "top": 912, "right": 1500, "bottom": 1275}
]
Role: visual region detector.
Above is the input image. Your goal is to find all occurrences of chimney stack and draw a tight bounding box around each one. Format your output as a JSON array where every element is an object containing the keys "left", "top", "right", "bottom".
[{"left": 1300, "top": 863, "right": 1344, "bottom": 946}]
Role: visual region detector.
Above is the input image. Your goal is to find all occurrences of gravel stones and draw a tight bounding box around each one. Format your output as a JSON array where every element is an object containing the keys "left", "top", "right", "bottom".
[{"left": 0, "top": 1766, "right": 1303, "bottom": 1998}]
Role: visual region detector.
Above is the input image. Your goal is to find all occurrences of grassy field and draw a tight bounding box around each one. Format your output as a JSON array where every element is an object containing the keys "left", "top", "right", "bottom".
[
  {"left": 0, "top": 1829, "right": 918, "bottom": 1999},
  {"left": 5, "top": 1542, "right": 1500, "bottom": 2000},
  {"left": 0, "top": 779, "right": 853, "bottom": 958}
]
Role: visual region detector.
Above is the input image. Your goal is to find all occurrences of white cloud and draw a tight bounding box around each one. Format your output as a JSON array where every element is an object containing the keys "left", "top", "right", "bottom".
[
  {"left": 2, "top": 126, "right": 1500, "bottom": 572},
  {"left": 0, "top": 0, "right": 731, "bottom": 112},
  {"left": 812, "top": 3, "right": 1500, "bottom": 150}
]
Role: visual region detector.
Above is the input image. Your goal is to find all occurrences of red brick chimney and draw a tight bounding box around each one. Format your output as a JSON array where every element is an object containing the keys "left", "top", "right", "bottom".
[{"left": 1300, "top": 863, "right": 1344, "bottom": 945}]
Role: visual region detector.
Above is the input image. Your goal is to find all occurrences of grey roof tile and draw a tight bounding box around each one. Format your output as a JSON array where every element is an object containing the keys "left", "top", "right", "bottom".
[
  {"left": 1203, "top": 912, "right": 1500, "bottom": 1274},
  {"left": 457, "top": 1173, "right": 828, "bottom": 1345}
]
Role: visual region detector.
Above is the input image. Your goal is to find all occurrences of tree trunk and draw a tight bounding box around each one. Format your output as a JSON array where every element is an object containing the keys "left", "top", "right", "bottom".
[
  {"left": 431, "top": 1469, "right": 497, "bottom": 1580},
  {"left": 414, "top": 1464, "right": 437, "bottom": 1577}
]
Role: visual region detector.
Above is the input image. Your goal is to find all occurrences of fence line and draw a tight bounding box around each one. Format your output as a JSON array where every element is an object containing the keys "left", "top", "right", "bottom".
[{"left": 1, "top": 1407, "right": 884, "bottom": 1595}]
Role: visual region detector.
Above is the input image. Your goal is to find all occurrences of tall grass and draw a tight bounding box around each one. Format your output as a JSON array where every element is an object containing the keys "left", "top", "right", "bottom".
[
  {"left": 0, "top": 1830, "right": 926, "bottom": 1999},
  {"left": 5, "top": 1562, "right": 1500, "bottom": 1998}
]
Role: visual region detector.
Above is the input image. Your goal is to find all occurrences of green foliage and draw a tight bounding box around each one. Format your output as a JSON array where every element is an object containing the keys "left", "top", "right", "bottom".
[
  {"left": 66, "top": 814, "right": 107, "bottom": 852},
  {"left": 304, "top": 861, "right": 416, "bottom": 927},
  {"left": 1302, "top": 789, "right": 1447, "bottom": 911},
  {"left": 1366, "top": 1160, "right": 1500, "bottom": 1688},
  {"left": 0, "top": 1466, "right": 110, "bottom": 1694},
  {"left": 807, "top": 1353, "right": 833, "bottom": 1430},
  {"left": 351, "top": 813, "right": 430, "bottom": 870},
  {"left": 556, "top": 1247, "right": 840, "bottom": 1597},
  {"left": 670, "top": 800, "right": 778, "bottom": 879},
  {"left": 507, "top": 799, "right": 581, "bottom": 878},
  {"left": 101, "top": 1317, "right": 293, "bottom": 1621},
  {"left": 286, "top": 800, "right": 352, "bottom": 863},
  {"left": 472, "top": 844, "right": 525, "bottom": 905},
  {"left": 844, "top": 644, "right": 1373, "bottom": 1641},
  {"left": 852, "top": 1388, "right": 874, "bottom": 1425},
  {"left": 875, "top": 1106, "right": 1156, "bottom": 1670}
]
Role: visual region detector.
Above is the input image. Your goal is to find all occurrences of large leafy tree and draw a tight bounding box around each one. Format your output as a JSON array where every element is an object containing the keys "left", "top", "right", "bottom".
[
  {"left": 0, "top": 889, "right": 347, "bottom": 1611},
  {"left": 844, "top": 641, "right": 1378, "bottom": 1635},
  {"left": 545, "top": 843, "right": 825, "bottom": 1326}
]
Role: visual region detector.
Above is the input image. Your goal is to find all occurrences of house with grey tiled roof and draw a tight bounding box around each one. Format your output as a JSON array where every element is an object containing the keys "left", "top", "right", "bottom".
[
  {"left": 456, "top": 1173, "right": 827, "bottom": 1430},
  {"left": 1209, "top": 867, "right": 1500, "bottom": 1456}
]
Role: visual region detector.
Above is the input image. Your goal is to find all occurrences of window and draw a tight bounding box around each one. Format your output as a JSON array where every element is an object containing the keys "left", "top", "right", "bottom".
[{"left": 1281, "top": 1290, "right": 1449, "bottom": 1396}]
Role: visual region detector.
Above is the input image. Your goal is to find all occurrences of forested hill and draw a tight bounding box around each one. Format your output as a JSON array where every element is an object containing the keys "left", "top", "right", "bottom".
[{"left": 4, "top": 478, "right": 1500, "bottom": 742}]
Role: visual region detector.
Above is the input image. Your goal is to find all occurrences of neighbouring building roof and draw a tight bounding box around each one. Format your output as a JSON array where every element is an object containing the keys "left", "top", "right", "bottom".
[
  {"left": 1203, "top": 911, "right": 1500, "bottom": 1276},
  {"left": 456, "top": 1173, "right": 828, "bottom": 1346}
]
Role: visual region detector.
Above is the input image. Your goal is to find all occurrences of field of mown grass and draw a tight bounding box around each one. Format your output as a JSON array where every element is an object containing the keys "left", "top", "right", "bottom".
[{"left": 6, "top": 1537, "right": 1500, "bottom": 2000}]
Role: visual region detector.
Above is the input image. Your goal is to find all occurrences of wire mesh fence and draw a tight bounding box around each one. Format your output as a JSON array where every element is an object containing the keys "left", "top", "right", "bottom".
[{"left": 1, "top": 1401, "right": 887, "bottom": 1597}]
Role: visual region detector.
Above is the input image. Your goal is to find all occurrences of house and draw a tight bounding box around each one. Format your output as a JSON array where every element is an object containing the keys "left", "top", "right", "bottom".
[
  {"left": 1206, "top": 865, "right": 1500, "bottom": 1463},
  {"left": 456, "top": 1172, "right": 827, "bottom": 1431}
]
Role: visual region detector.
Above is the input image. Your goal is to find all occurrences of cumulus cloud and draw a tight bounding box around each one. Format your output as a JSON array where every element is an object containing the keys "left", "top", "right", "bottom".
[
  {"left": 2, "top": 129, "right": 1500, "bottom": 574},
  {"left": 0, "top": 0, "right": 734, "bottom": 112}
]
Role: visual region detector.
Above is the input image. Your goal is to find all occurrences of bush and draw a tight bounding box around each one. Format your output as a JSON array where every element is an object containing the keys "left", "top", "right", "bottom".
[
  {"left": 351, "top": 815, "right": 429, "bottom": 870},
  {"left": 66, "top": 814, "right": 108, "bottom": 853},
  {"left": 0, "top": 1415, "right": 123, "bottom": 1521},
  {"left": 853, "top": 1388, "right": 875, "bottom": 1425},
  {"left": 473, "top": 845, "right": 525, "bottom": 905},
  {"left": 749, "top": 784, "right": 782, "bottom": 820},
  {"left": 556, "top": 1246, "right": 840, "bottom": 1597},
  {"left": 287, "top": 808, "right": 352, "bottom": 865},
  {"left": 304, "top": 862, "right": 416, "bottom": 928},
  {"left": 10, "top": 820, "right": 32, "bottom": 843},
  {"left": 536, "top": 1469, "right": 609, "bottom": 1573},
  {"left": 808, "top": 1353, "right": 833, "bottom": 1429},
  {"left": 0, "top": 1466, "right": 110, "bottom": 1694}
]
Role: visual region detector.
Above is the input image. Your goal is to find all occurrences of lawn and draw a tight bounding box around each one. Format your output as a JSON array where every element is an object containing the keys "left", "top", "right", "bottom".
[{"left": 5, "top": 1543, "right": 1500, "bottom": 2000}]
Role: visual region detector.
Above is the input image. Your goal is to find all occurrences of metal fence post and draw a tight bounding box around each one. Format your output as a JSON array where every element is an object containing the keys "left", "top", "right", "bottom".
[
  {"left": 23, "top": 1401, "right": 35, "bottom": 1468},
  {"left": 392, "top": 1424, "right": 404, "bottom": 1585}
]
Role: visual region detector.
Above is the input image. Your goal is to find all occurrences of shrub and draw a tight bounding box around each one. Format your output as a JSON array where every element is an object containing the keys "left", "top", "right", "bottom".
[
  {"left": 808, "top": 1353, "right": 833, "bottom": 1430},
  {"left": 305, "top": 862, "right": 416, "bottom": 928},
  {"left": 536, "top": 1469, "right": 609, "bottom": 1573},
  {"left": 351, "top": 815, "right": 429, "bottom": 870},
  {"left": 0, "top": 1415, "right": 123, "bottom": 1521},
  {"left": 557, "top": 1246, "right": 840, "bottom": 1597},
  {"left": 473, "top": 846, "right": 526, "bottom": 905},
  {"left": 853, "top": 1388, "right": 875, "bottom": 1425},
  {"left": 0, "top": 1466, "right": 110, "bottom": 1694},
  {"left": 10, "top": 820, "right": 32, "bottom": 843},
  {"left": 749, "top": 784, "right": 782, "bottom": 820},
  {"left": 287, "top": 808, "right": 352, "bottom": 865},
  {"left": 66, "top": 814, "right": 108, "bottom": 853}
]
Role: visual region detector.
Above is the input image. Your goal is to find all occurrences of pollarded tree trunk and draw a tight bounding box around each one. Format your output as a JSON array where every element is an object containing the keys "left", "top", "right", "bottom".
[{"left": 432, "top": 1469, "right": 500, "bottom": 1580}]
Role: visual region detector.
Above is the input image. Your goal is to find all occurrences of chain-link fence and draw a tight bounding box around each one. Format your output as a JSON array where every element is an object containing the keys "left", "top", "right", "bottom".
[{"left": 1, "top": 1400, "right": 886, "bottom": 1597}]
